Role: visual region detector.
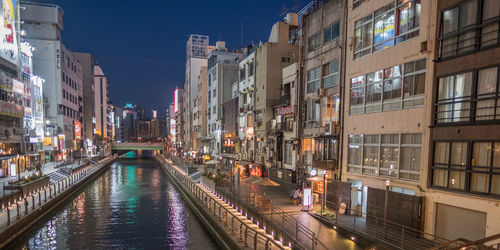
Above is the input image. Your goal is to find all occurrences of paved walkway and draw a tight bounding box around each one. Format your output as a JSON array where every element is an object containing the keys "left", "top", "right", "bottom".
[{"left": 0, "top": 160, "right": 88, "bottom": 198}]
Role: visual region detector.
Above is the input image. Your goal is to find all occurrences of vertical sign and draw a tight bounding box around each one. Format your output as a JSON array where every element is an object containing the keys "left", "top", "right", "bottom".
[
  {"left": 174, "top": 88, "right": 179, "bottom": 113},
  {"left": 303, "top": 188, "right": 312, "bottom": 211},
  {"left": 74, "top": 121, "right": 81, "bottom": 140}
]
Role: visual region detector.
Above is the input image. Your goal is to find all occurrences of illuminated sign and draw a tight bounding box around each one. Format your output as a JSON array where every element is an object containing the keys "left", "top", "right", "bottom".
[
  {"left": 153, "top": 110, "right": 157, "bottom": 119},
  {"left": 125, "top": 103, "right": 133, "bottom": 108},
  {"left": 74, "top": 121, "right": 81, "bottom": 140},
  {"left": 12, "top": 79, "right": 23, "bottom": 94},
  {"left": 0, "top": 0, "right": 18, "bottom": 65},
  {"left": 174, "top": 88, "right": 179, "bottom": 113},
  {"left": 278, "top": 106, "right": 293, "bottom": 115},
  {"left": 303, "top": 188, "right": 312, "bottom": 208}
]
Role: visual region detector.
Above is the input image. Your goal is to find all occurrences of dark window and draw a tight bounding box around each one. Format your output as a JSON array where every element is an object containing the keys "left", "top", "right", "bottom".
[
  {"left": 324, "top": 22, "right": 340, "bottom": 44},
  {"left": 439, "top": 0, "right": 500, "bottom": 59},
  {"left": 308, "top": 32, "right": 321, "bottom": 52}
]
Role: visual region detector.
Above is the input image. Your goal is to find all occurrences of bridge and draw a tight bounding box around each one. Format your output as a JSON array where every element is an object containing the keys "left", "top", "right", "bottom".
[{"left": 111, "top": 142, "right": 163, "bottom": 151}]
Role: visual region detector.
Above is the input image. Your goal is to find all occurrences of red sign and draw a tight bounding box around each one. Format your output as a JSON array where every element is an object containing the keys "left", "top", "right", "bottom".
[
  {"left": 278, "top": 106, "right": 293, "bottom": 115},
  {"left": 75, "top": 121, "right": 81, "bottom": 140}
]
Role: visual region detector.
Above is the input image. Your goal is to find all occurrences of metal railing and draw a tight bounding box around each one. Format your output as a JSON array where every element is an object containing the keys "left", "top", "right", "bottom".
[
  {"left": 322, "top": 199, "right": 448, "bottom": 250},
  {"left": 215, "top": 185, "right": 324, "bottom": 250},
  {"left": 0, "top": 156, "right": 116, "bottom": 232},
  {"left": 157, "top": 155, "right": 290, "bottom": 250}
]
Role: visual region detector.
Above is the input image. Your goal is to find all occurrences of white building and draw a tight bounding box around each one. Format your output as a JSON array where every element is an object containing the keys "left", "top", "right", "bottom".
[
  {"left": 206, "top": 41, "right": 241, "bottom": 156},
  {"left": 94, "top": 64, "right": 109, "bottom": 142}
]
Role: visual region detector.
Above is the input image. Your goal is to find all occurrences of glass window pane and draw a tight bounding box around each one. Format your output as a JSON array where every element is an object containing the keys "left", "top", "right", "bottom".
[
  {"left": 459, "top": 0, "right": 477, "bottom": 28},
  {"left": 363, "top": 146, "right": 379, "bottom": 167},
  {"left": 433, "top": 169, "right": 448, "bottom": 187},
  {"left": 434, "top": 142, "right": 450, "bottom": 165},
  {"left": 478, "top": 67, "right": 498, "bottom": 95},
  {"left": 483, "top": 0, "right": 500, "bottom": 20},
  {"left": 449, "top": 170, "right": 466, "bottom": 190},
  {"left": 455, "top": 72, "right": 473, "bottom": 98},
  {"left": 381, "top": 146, "right": 399, "bottom": 171},
  {"left": 442, "top": 7, "right": 458, "bottom": 35},
  {"left": 471, "top": 172, "right": 489, "bottom": 193},
  {"left": 451, "top": 142, "right": 467, "bottom": 166},
  {"left": 473, "top": 142, "right": 492, "bottom": 167},
  {"left": 438, "top": 76, "right": 454, "bottom": 101},
  {"left": 348, "top": 144, "right": 361, "bottom": 165}
]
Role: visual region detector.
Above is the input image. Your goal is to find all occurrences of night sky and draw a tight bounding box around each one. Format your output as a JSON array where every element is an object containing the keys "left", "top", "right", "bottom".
[{"left": 34, "top": 0, "right": 306, "bottom": 118}]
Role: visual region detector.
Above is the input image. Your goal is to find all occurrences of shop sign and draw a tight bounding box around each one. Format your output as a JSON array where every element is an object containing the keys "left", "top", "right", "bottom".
[
  {"left": 12, "top": 79, "right": 24, "bottom": 94},
  {"left": 303, "top": 188, "right": 312, "bottom": 209},
  {"left": 75, "top": 121, "right": 81, "bottom": 140},
  {"left": 0, "top": 0, "right": 19, "bottom": 65},
  {"left": 29, "top": 137, "right": 38, "bottom": 143},
  {"left": 278, "top": 106, "right": 293, "bottom": 115},
  {"left": 0, "top": 100, "right": 23, "bottom": 118}
]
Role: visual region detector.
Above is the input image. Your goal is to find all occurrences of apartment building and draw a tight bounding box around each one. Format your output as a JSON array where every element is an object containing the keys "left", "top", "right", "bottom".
[
  {"left": 424, "top": 0, "right": 500, "bottom": 241},
  {"left": 237, "top": 50, "right": 256, "bottom": 166},
  {"left": 193, "top": 65, "right": 208, "bottom": 154},
  {"left": 300, "top": 0, "right": 346, "bottom": 190},
  {"left": 342, "top": 0, "right": 436, "bottom": 231}
]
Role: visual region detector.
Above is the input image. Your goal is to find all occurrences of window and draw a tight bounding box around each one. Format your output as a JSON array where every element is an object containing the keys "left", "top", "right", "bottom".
[
  {"left": 323, "top": 59, "right": 339, "bottom": 88},
  {"left": 350, "top": 75, "right": 365, "bottom": 114},
  {"left": 248, "top": 61, "right": 254, "bottom": 77},
  {"left": 321, "top": 95, "right": 340, "bottom": 123},
  {"left": 240, "top": 67, "right": 246, "bottom": 81},
  {"left": 440, "top": 0, "right": 500, "bottom": 59},
  {"left": 432, "top": 141, "right": 500, "bottom": 195},
  {"left": 308, "top": 32, "right": 321, "bottom": 52},
  {"left": 306, "top": 100, "right": 320, "bottom": 124},
  {"left": 353, "top": 0, "right": 369, "bottom": 9},
  {"left": 284, "top": 141, "right": 293, "bottom": 165},
  {"left": 324, "top": 22, "right": 340, "bottom": 44},
  {"left": 307, "top": 67, "right": 321, "bottom": 93},
  {"left": 436, "top": 67, "right": 500, "bottom": 124},
  {"left": 354, "top": 14, "right": 373, "bottom": 59},
  {"left": 314, "top": 139, "right": 338, "bottom": 161},
  {"left": 350, "top": 59, "right": 426, "bottom": 115},
  {"left": 354, "top": 0, "right": 421, "bottom": 59},
  {"left": 348, "top": 133, "right": 422, "bottom": 181}
]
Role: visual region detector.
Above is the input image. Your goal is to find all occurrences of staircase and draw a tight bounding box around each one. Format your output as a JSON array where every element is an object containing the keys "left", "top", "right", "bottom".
[{"left": 47, "top": 170, "right": 70, "bottom": 184}]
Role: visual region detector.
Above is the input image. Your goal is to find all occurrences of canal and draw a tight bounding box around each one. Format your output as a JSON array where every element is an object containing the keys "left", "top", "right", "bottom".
[{"left": 6, "top": 156, "right": 218, "bottom": 249}]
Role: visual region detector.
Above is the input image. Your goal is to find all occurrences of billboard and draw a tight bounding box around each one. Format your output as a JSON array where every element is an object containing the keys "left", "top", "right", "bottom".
[
  {"left": 174, "top": 88, "right": 179, "bottom": 113},
  {"left": 0, "top": 0, "right": 18, "bottom": 65},
  {"left": 75, "top": 121, "right": 81, "bottom": 140}
]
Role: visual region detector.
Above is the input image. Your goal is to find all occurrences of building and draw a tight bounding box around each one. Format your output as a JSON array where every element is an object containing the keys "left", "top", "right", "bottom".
[
  {"left": 123, "top": 103, "right": 137, "bottom": 141},
  {"left": 342, "top": 0, "right": 434, "bottom": 232},
  {"left": 268, "top": 62, "right": 299, "bottom": 184},
  {"left": 0, "top": 1, "right": 40, "bottom": 177},
  {"left": 299, "top": 0, "right": 344, "bottom": 186},
  {"left": 183, "top": 34, "right": 210, "bottom": 153},
  {"left": 73, "top": 52, "right": 96, "bottom": 152},
  {"left": 114, "top": 106, "right": 124, "bottom": 142},
  {"left": 193, "top": 66, "right": 208, "bottom": 154},
  {"left": 423, "top": 0, "right": 500, "bottom": 241},
  {"left": 206, "top": 41, "right": 242, "bottom": 157},
  {"left": 250, "top": 20, "right": 299, "bottom": 178},
  {"left": 237, "top": 49, "right": 256, "bottom": 167},
  {"left": 22, "top": 2, "right": 83, "bottom": 162},
  {"left": 221, "top": 82, "right": 239, "bottom": 170},
  {"left": 94, "top": 64, "right": 109, "bottom": 143},
  {"left": 136, "top": 120, "right": 151, "bottom": 139}
]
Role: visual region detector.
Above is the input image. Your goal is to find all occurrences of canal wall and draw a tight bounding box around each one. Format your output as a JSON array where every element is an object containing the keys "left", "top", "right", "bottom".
[
  {"left": 156, "top": 155, "right": 291, "bottom": 250},
  {"left": 0, "top": 156, "right": 118, "bottom": 249}
]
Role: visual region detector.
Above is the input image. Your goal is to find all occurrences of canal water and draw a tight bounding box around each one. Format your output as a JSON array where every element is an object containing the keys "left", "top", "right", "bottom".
[{"left": 6, "top": 155, "right": 218, "bottom": 249}]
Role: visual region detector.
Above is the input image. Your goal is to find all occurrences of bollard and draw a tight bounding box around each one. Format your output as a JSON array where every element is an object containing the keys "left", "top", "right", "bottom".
[
  {"left": 16, "top": 203, "right": 20, "bottom": 218},
  {"left": 24, "top": 199, "right": 28, "bottom": 215},
  {"left": 7, "top": 206, "right": 10, "bottom": 224},
  {"left": 39, "top": 191, "right": 42, "bottom": 205},
  {"left": 32, "top": 195, "right": 35, "bottom": 210}
]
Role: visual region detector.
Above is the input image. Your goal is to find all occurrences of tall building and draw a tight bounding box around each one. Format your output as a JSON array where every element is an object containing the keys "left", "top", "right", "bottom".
[
  {"left": 0, "top": 1, "right": 44, "bottom": 177},
  {"left": 183, "top": 34, "right": 210, "bottom": 152},
  {"left": 94, "top": 64, "right": 109, "bottom": 142},
  {"left": 193, "top": 65, "right": 208, "bottom": 153},
  {"left": 22, "top": 2, "right": 83, "bottom": 162},
  {"left": 237, "top": 50, "right": 256, "bottom": 165},
  {"left": 206, "top": 41, "right": 242, "bottom": 157},
  {"left": 241, "top": 20, "right": 299, "bottom": 178},
  {"left": 424, "top": 0, "right": 500, "bottom": 241},
  {"left": 123, "top": 103, "right": 137, "bottom": 141},
  {"left": 73, "top": 52, "right": 95, "bottom": 153},
  {"left": 114, "top": 106, "right": 124, "bottom": 142},
  {"left": 136, "top": 105, "right": 145, "bottom": 120},
  {"left": 342, "top": 0, "right": 434, "bottom": 232}
]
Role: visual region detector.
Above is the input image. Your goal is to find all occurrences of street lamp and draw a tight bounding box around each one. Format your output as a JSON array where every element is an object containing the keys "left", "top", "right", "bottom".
[{"left": 384, "top": 180, "right": 390, "bottom": 230}]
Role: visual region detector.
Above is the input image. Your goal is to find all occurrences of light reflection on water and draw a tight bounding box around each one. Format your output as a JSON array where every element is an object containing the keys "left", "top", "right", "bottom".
[{"left": 7, "top": 159, "right": 217, "bottom": 249}]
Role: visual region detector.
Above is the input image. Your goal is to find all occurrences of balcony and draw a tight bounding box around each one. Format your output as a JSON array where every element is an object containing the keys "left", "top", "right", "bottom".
[{"left": 280, "top": 94, "right": 291, "bottom": 106}]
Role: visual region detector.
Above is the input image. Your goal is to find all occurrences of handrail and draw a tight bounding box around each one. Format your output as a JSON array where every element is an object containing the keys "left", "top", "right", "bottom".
[
  {"left": 157, "top": 155, "right": 289, "bottom": 250},
  {"left": 0, "top": 156, "right": 116, "bottom": 232}
]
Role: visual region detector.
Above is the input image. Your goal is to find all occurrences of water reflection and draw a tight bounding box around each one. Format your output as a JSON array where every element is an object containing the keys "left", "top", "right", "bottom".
[{"left": 8, "top": 159, "right": 217, "bottom": 249}]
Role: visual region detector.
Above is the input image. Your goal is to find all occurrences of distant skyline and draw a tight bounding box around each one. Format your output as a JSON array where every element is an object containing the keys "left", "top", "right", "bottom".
[{"left": 33, "top": 0, "right": 307, "bottom": 118}]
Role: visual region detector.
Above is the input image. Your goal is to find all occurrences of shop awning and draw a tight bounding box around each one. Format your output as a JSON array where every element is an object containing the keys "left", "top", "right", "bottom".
[{"left": 0, "top": 155, "right": 16, "bottom": 160}]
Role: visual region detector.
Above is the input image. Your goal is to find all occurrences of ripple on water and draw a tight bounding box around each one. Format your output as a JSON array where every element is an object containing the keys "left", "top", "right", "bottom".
[{"left": 7, "top": 159, "right": 218, "bottom": 250}]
